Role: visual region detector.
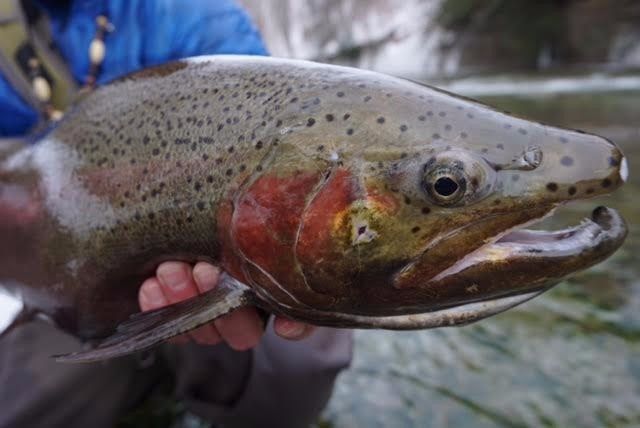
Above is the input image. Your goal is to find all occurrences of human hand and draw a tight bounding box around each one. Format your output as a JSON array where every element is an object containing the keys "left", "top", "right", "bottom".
[{"left": 138, "top": 261, "right": 316, "bottom": 350}]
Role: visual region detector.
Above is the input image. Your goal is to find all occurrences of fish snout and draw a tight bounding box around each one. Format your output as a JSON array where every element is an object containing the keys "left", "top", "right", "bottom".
[{"left": 533, "top": 131, "right": 627, "bottom": 200}]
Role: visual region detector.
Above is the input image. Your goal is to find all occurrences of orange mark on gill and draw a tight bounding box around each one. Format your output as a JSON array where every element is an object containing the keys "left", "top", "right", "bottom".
[{"left": 365, "top": 183, "right": 400, "bottom": 215}]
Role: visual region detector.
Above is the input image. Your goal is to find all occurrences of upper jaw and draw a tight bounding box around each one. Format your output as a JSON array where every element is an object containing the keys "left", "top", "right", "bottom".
[{"left": 494, "top": 206, "right": 626, "bottom": 257}]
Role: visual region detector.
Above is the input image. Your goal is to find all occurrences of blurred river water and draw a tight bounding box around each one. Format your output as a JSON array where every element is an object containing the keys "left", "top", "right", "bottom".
[{"left": 321, "top": 75, "right": 640, "bottom": 428}]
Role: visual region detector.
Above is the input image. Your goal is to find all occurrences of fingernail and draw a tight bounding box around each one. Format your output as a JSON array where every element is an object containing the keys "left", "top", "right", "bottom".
[
  {"left": 279, "top": 321, "right": 305, "bottom": 339},
  {"left": 143, "top": 281, "right": 166, "bottom": 306},
  {"left": 157, "top": 263, "right": 188, "bottom": 290},
  {"left": 193, "top": 263, "right": 220, "bottom": 292}
]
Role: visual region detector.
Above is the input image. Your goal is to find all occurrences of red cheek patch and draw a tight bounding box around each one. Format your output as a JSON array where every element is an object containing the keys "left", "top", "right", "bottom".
[
  {"left": 296, "top": 168, "right": 357, "bottom": 294},
  {"left": 230, "top": 170, "right": 323, "bottom": 303}
]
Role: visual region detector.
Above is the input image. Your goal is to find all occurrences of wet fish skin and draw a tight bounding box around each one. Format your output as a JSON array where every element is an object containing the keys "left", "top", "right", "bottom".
[{"left": 0, "top": 55, "right": 627, "bottom": 341}]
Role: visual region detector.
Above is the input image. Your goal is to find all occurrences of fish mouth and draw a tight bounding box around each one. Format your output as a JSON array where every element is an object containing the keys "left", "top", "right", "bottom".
[
  {"left": 431, "top": 205, "right": 627, "bottom": 303},
  {"left": 493, "top": 206, "right": 625, "bottom": 257}
]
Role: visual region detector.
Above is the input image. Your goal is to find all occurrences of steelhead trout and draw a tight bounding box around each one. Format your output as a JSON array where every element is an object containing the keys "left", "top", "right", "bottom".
[{"left": 0, "top": 56, "right": 628, "bottom": 362}]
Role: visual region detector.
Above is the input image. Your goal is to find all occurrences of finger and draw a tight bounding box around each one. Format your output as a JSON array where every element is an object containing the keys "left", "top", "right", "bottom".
[
  {"left": 140, "top": 277, "right": 193, "bottom": 344},
  {"left": 192, "top": 262, "right": 221, "bottom": 293},
  {"left": 215, "top": 307, "right": 264, "bottom": 351},
  {"left": 190, "top": 263, "right": 224, "bottom": 344},
  {"left": 188, "top": 324, "right": 222, "bottom": 346},
  {"left": 156, "top": 261, "right": 199, "bottom": 303},
  {"left": 169, "top": 336, "right": 190, "bottom": 345},
  {"left": 157, "top": 262, "right": 221, "bottom": 344},
  {"left": 139, "top": 278, "right": 169, "bottom": 311},
  {"left": 273, "top": 317, "right": 316, "bottom": 341}
]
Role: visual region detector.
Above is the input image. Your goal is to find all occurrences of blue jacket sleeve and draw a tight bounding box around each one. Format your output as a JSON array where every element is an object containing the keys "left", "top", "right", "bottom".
[{"left": 0, "top": 0, "right": 267, "bottom": 137}]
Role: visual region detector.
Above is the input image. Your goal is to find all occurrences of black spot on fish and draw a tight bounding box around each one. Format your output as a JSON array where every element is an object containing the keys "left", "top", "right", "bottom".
[
  {"left": 197, "top": 201, "right": 206, "bottom": 211},
  {"left": 546, "top": 182, "right": 558, "bottom": 192},
  {"left": 568, "top": 186, "right": 577, "bottom": 196},
  {"left": 290, "top": 97, "right": 298, "bottom": 103},
  {"left": 400, "top": 124, "right": 408, "bottom": 132},
  {"left": 307, "top": 118, "right": 316, "bottom": 127},
  {"left": 326, "top": 114, "right": 334, "bottom": 122},
  {"left": 496, "top": 143, "right": 504, "bottom": 150},
  {"left": 560, "top": 156, "right": 574, "bottom": 166},
  {"left": 511, "top": 174, "right": 520, "bottom": 182},
  {"left": 377, "top": 117, "right": 385, "bottom": 124},
  {"left": 518, "top": 128, "right": 528, "bottom": 135},
  {"left": 364, "top": 96, "right": 371, "bottom": 102},
  {"left": 226, "top": 169, "right": 233, "bottom": 176},
  {"left": 586, "top": 187, "right": 595, "bottom": 194},
  {"left": 602, "top": 178, "right": 612, "bottom": 188},
  {"left": 432, "top": 133, "right": 441, "bottom": 140},
  {"left": 346, "top": 128, "right": 354, "bottom": 135},
  {"left": 418, "top": 115, "right": 426, "bottom": 121},
  {"left": 343, "top": 113, "right": 351, "bottom": 121},
  {"left": 152, "top": 148, "right": 160, "bottom": 156},
  {"left": 404, "top": 195, "right": 411, "bottom": 205},
  {"left": 411, "top": 226, "right": 420, "bottom": 234},
  {"left": 337, "top": 92, "right": 344, "bottom": 97},
  {"left": 421, "top": 206, "right": 431, "bottom": 215},
  {"left": 467, "top": 113, "right": 474, "bottom": 119}
]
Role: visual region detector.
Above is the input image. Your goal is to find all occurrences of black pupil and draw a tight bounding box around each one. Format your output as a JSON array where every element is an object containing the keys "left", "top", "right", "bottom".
[{"left": 434, "top": 177, "right": 459, "bottom": 197}]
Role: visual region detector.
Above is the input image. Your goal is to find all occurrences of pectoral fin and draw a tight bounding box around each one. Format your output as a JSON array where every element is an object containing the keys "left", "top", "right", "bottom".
[{"left": 55, "top": 275, "right": 257, "bottom": 363}]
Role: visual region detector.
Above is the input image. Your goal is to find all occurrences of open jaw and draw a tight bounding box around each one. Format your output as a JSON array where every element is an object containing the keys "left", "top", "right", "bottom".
[
  {"left": 433, "top": 205, "right": 627, "bottom": 283},
  {"left": 344, "top": 205, "right": 627, "bottom": 331}
]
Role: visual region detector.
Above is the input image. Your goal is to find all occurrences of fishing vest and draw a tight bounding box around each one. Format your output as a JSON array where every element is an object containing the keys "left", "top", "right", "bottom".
[{"left": 0, "top": 0, "right": 77, "bottom": 124}]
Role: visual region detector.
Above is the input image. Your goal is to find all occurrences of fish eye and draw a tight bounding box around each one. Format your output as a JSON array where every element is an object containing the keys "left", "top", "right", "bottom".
[
  {"left": 417, "top": 150, "right": 495, "bottom": 207},
  {"left": 434, "top": 176, "right": 459, "bottom": 197},
  {"left": 423, "top": 166, "right": 467, "bottom": 206}
]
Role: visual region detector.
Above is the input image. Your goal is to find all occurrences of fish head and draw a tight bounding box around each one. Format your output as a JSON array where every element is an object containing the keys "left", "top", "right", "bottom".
[
  {"left": 223, "top": 59, "right": 627, "bottom": 322},
  {"left": 289, "top": 80, "right": 628, "bottom": 317}
]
